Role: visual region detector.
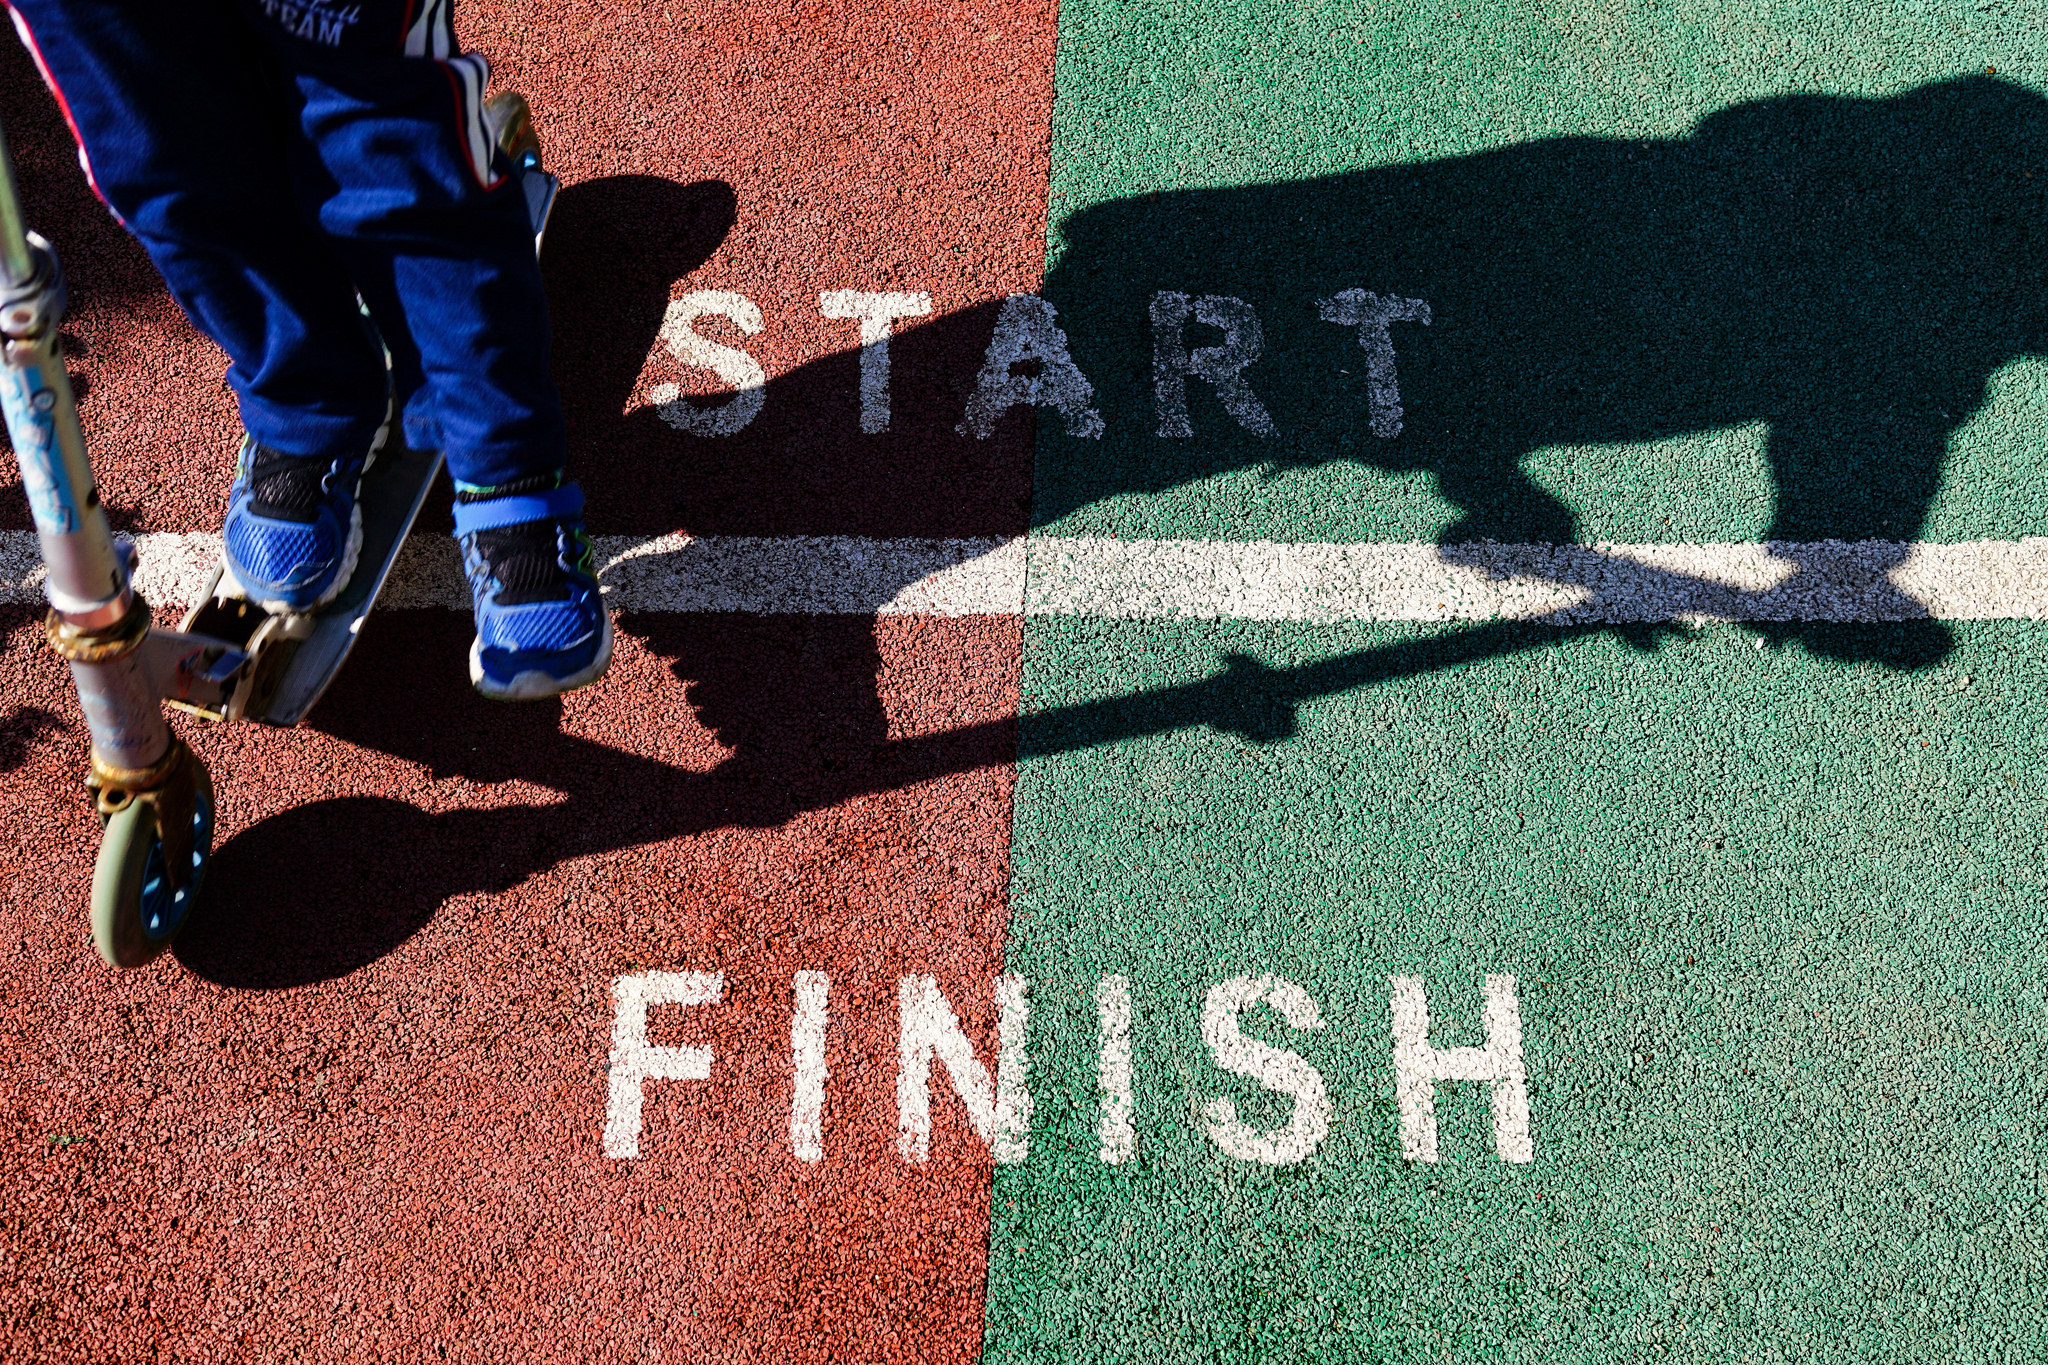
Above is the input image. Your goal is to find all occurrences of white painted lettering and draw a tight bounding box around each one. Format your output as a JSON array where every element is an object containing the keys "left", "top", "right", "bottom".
[
  {"left": 651, "top": 290, "right": 767, "bottom": 437},
  {"left": 1318, "top": 289, "right": 1431, "bottom": 438},
  {"left": 603, "top": 970, "right": 724, "bottom": 1159},
  {"left": 1096, "top": 975, "right": 1135, "bottom": 1164},
  {"left": 790, "top": 970, "right": 829, "bottom": 1163},
  {"left": 1388, "top": 973, "right": 1533, "bottom": 1163},
  {"left": 1150, "top": 292, "right": 1276, "bottom": 438},
  {"left": 819, "top": 290, "right": 931, "bottom": 433},
  {"left": 959, "top": 294, "right": 1105, "bottom": 439},
  {"left": 896, "top": 974, "right": 1031, "bottom": 1164},
  {"left": 1197, "top": 975, "right": 1330, "bottom": 1165}
]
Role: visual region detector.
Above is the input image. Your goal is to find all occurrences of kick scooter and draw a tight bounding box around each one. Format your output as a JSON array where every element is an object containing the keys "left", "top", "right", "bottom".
[{"left": 0, "top": 94, "right": 558, "bottom": 970}]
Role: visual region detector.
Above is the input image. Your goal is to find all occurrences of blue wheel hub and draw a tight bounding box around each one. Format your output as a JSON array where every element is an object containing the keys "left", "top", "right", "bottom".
[{"left": 138, "top": 787, "right": 214, "bottom": 943}]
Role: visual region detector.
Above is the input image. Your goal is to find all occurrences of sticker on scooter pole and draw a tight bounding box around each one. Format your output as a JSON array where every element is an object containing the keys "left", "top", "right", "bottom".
[{"left": 1, "top": 365, "right": 79, "bottom": 535}]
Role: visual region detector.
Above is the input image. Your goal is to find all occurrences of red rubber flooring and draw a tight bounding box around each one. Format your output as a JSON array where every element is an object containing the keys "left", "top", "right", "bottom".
[{"left": 0, "top": 3, "right": 1054, "bottom": 1358}]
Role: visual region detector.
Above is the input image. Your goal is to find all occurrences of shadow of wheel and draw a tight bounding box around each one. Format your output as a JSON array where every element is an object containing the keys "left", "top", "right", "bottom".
[{"left": 173, "top": 795, "right": 443, "bottom": 988}]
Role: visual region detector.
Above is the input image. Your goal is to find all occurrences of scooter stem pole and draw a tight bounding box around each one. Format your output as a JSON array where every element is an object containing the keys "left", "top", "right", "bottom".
[
  {"left": 0, "top": 116, "right": 35, "bottom": 288},
  {"left": 0, "top": 112, "right": 170, "bottom": 774},
  {"left": 0, "top": 110, "right": 129, "bottom": 620}
]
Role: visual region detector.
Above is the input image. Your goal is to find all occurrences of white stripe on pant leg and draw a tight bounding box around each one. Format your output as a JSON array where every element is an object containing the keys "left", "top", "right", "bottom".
[
  {"left": 403, "top": 0, "right": 448, "bottom": 57},
  {"left": 790, "top": 971, "right": 829, "bottom": 1163},
  {"left": 895, "top": 974, "right": 1032, "bottom": 1164},
  {"left": 447, "top": 52, "right": 495, "bottom": 188},
  {"left": 1388, "top": 973, "right": 1533, "bottom": 1163},
  {"left": 1096, "top": 975, "right": 1135, "bottom": 1164},
  {"left": 603, "top": 970, "right": 724, "bottom": 1159},
  {"left": 15, "top": 532, "right": 2048, "bottom": 622}
]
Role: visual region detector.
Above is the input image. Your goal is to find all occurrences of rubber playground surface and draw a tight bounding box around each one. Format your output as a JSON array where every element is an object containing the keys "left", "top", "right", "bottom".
[{"left": 4, "top": 3, "right": 2047, "bottom": 1360}]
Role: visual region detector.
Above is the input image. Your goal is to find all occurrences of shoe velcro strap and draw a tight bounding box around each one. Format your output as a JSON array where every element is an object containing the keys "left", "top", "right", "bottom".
[{"left": 452, "top": 482, "right": 585, "bottom": 534}]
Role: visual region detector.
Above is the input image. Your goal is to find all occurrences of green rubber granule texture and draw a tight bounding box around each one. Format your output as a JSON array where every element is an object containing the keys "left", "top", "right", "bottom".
[
  {"left": 993, "top": 3, "right": 2048, "bottom": 1359},
  {"left": 992, "top": 623, "right": 2048, "bottom": 1361},
  {"left": 1031, "top": 1, "right": 2048, "bottom": 544}
]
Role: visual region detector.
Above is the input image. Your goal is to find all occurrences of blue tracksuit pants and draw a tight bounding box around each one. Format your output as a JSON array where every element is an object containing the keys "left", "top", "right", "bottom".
[{"left": 6, "top": 0, "right": 565, "bottom": 489}]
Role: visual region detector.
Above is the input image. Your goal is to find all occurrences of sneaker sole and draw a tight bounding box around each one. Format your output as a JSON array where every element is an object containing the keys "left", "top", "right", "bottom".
[
  {"left": 468, "top": 607, "right": 615, "bottom": 701},
  {"left": 359, "top": 407, "right": 392, "bottom": 477}
]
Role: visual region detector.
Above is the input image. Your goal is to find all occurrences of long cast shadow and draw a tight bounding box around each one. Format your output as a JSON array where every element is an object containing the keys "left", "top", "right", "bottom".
[
  {"left": 173, "top": 611, "right": 1658, "bottom": 986},
  {"left": 1044, "top": 78, "right": 2048, "bottom": 554},
  {"left": 1036, "top": 77, "right": 2045, "bottom": 670},
  {"left": 6, "top": 75, "right": 2014, "bottom": 983}
]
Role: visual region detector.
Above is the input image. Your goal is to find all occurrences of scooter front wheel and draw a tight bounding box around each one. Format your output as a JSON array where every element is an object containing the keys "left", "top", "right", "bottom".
[{"left": 90, "top": 752, "right": 214, "bottom": 969}]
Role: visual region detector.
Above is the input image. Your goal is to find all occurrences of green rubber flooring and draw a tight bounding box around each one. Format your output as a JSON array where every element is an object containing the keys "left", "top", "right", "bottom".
[
  {"left": 996, "top": 621, "right": 2048, "bottom": 1360},
  {"left": 992, "top": 2, "right": 2048, "bottom": 1359},
  {"left": 1032, "top": 0, "right": 2048, "bottom": 544}
]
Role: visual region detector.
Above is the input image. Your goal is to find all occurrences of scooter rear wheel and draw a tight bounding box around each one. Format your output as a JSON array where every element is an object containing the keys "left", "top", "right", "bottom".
[{"left": 90, "top": 753, "right": 215, "bottom": 969}]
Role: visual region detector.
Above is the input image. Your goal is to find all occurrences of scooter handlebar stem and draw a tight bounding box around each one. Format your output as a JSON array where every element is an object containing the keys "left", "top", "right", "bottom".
[
  {"left": 0, "top": 119, "right": 128, "bottom": 625},
  {"left": 0, "top": 232, "right": 67, "bottom": 342},
  {"left": 0, "top": 109, "right": 169, "bottom": 776},
  {"left": 0, "top": 114, "right": 38, "bottom": 292}
]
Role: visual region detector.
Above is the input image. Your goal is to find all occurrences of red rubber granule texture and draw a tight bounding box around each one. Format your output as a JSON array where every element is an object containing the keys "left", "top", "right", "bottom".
[
  {"left": 0, "top": 0, "right": 1057, "bottom": 1358},
  {"left": 1, "top": 610, "right": 1024, "bottom": 1362},
  {"left": 470, "top": 0, "right": 1052, "bottom": 538},
  {"left": 0, "top": 42, "right": 241, "bottom": 535}
]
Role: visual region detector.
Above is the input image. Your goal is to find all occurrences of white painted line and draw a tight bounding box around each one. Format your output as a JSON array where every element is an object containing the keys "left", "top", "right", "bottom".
[
  {"left": 595, "top": 533, "right": 1025, "bottom": 615},
  {"left": 7, "top": 531, "right": 2048, "bottom": 622},
  {"left": 1095, "top": 974, "right": 1136, "bottom": 1164},
  {"left": 790, "top": 970, "right": 829, "bottom": 1164},
  {"left": 1023, "top": 537, "right": 2048, "bottom": 623}
]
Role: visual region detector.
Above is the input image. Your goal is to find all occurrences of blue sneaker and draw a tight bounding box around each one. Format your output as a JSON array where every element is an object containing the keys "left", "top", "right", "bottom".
[
  {"left": 221, "top": 426, "right": 384, "bottom": 612},
  {"left": 453, "top": 479, "right": 613, "bottom": 700}
]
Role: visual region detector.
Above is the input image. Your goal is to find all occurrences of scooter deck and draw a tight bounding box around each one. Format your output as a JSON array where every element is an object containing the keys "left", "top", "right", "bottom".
[
  {"left": 176, "top": 440, "right": 444, "bottom": 727},
  {"left": 255, "top": 440, "right": 445, "bottom": 726},
  {"left": 521, "top": 166, "right": 559, "bottom": 252}
]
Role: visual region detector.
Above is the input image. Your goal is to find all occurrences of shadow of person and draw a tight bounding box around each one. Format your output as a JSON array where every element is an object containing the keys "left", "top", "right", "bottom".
[
  {"left": 176, "top": 172, "right": 1023, "bottom": 986},
  {"left": 177, "top": 78, "right": 2046, "bottom": 983},
  {"left": 1036, "top": 75, "right": 2048, "bottom": 663},
  {"left": 536, "top": 170, "right": 1035, "bottom": 761},
  {"left": 0, "top": 609, "right": 66, "bottom": 773},
  {"left": 541, "top": 172, "right": 734, "bottom": 526},
  {"left": 0, "top": 703, "right": 62, "bottom": 774},
  {"left": 543, "top": 174, "right": 1032, "bottom": 541},
  {"left": 176, "top": 612, "right": 1016, "bottom": 988}
]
